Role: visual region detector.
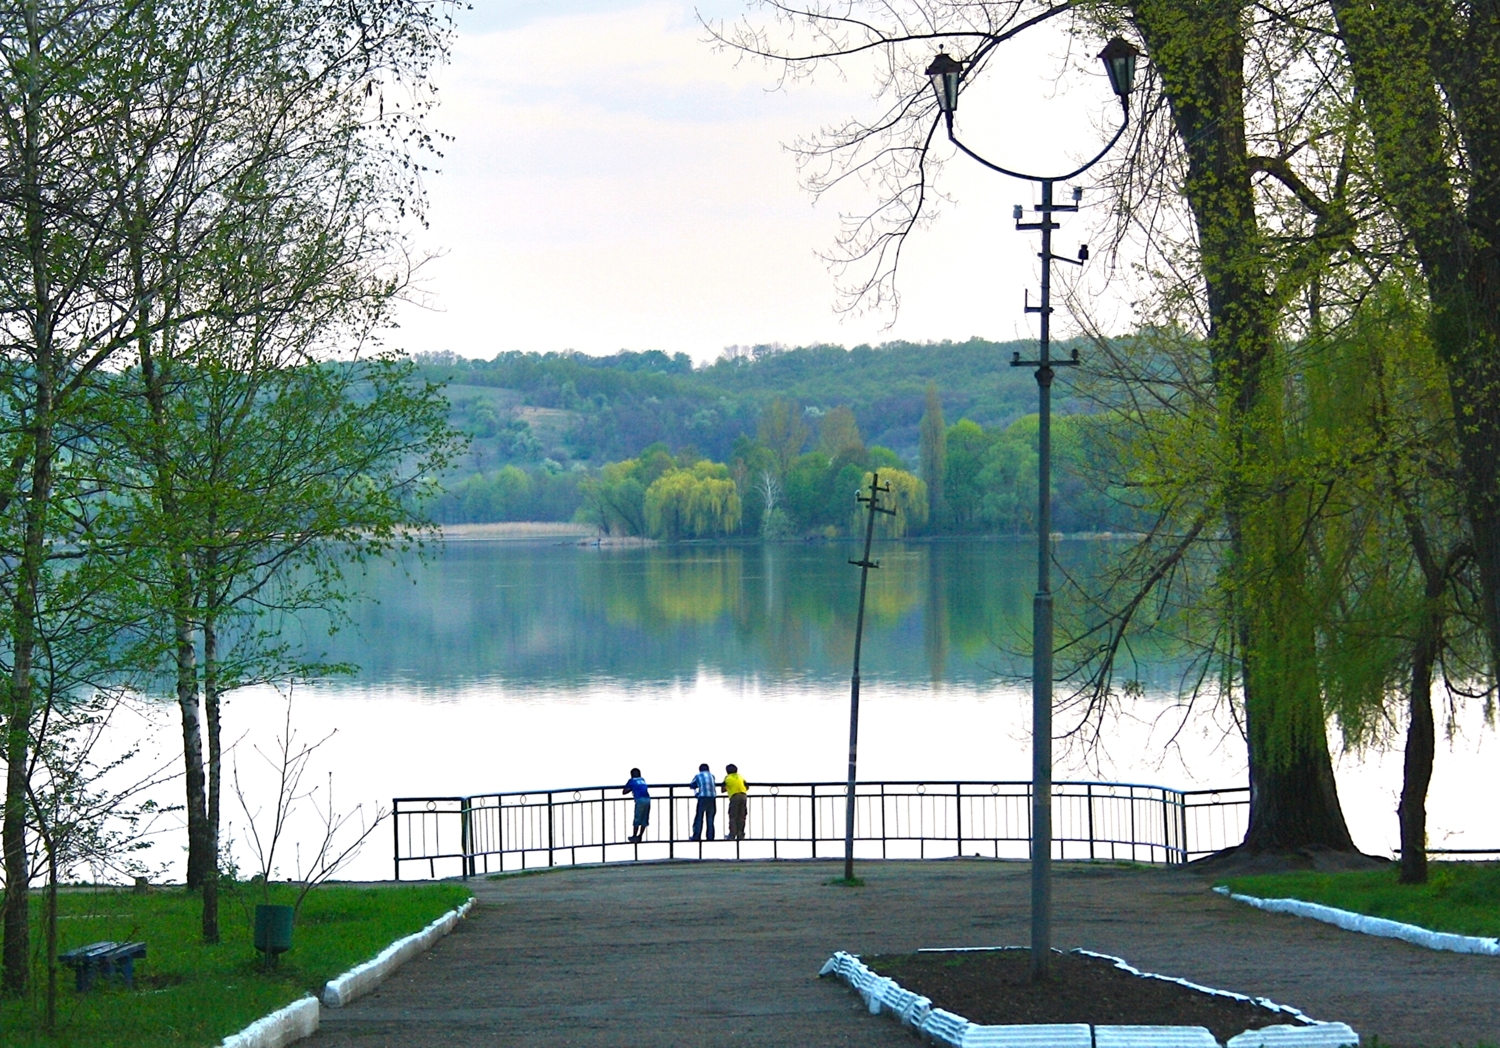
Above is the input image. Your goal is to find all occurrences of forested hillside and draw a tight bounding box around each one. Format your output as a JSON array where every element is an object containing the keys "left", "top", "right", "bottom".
[{"left": 416, "top": 339, "right": 1138, "bottom": 536}]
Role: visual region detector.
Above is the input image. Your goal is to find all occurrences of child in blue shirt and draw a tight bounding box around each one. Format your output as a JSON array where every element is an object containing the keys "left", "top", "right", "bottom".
[{"left": 622, "top": 768, "right": 650, "bottom": 843}]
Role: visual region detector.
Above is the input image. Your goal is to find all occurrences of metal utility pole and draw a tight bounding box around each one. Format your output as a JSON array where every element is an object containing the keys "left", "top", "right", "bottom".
[
  {"left": 844, "top": 472, "right": 895, "bottom": 882},
  {"left": 923, "top": 35, "right": 1140, "bottom": 982}
]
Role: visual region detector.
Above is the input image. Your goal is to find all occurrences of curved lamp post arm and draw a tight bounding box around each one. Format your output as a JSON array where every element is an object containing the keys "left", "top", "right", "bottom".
[{"left": 945, "top": 104, "right": 1130, "bottom": 184}]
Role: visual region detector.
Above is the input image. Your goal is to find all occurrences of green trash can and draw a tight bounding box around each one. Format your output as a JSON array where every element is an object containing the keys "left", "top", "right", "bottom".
[{"left": 254, "top": 905, "right": 294, "bottom": 968}]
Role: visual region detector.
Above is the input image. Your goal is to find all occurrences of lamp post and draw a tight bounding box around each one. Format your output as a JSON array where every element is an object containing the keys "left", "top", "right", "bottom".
[{"left": 924, "top": 37, "right": 1140, "bottom": 982}]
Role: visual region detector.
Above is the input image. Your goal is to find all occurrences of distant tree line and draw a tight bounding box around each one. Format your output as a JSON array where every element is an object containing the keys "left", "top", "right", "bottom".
[
  {"left": 419, "top": 341, "right": 1141, "bottom": 536},
  {"left": 436, "top": 383, "right": 1141, "bottom": 538}
]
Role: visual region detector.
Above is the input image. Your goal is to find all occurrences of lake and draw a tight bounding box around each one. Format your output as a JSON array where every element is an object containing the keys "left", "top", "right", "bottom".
[{"left": 118, "top": 538, "right": 1496, "bottom": 883}]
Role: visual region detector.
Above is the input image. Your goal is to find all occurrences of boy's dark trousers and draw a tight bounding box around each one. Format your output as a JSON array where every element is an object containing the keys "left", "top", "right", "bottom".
[
  {"left": 691, "top": 797, "right": 716, "bottom": 840},
  {"left": 728, "top": 793, "right": 747, "bottom": 840}
]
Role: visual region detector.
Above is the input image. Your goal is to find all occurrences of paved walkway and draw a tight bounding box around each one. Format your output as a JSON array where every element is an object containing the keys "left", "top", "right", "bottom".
[{"left": 309, "top": 860, "right": 1500, "bottom": 1047}]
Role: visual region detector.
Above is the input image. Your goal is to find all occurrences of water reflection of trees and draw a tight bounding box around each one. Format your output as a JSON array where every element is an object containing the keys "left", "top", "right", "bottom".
[{"left": 320, "top": 540, "right": 1156, "bottom": 687}]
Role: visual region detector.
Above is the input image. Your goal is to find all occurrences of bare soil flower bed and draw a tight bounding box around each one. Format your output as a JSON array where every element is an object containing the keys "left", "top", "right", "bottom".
[{"left": 865, "top": 950, "right": 1293, "bottom": 1043}]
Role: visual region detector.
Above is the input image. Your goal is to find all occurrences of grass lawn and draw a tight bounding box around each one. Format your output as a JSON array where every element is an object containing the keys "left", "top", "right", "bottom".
[
  {"left": 0, "top": 880, "right": 472, "bottom": 1048},
  {"left": 1222, "top": 862, "right": 1500, "bottom": 939}
]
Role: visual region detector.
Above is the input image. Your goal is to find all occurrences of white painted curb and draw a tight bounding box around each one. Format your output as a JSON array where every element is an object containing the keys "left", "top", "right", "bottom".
[
  {"left": 219, "top": 996, "right": 319, "bottom": 1048},
  {"left": 1074, "top": 949, "right": 1316, "bottom": 1024},
  {"left": 322, "top": 897, "right": 475, "bottom": 1008},
  {"left": 819, "top": 949, "right": 1359, "bottom": 1048},
  {"left": 1212, "top": 885, "right": 1500, "bottom": 956}
]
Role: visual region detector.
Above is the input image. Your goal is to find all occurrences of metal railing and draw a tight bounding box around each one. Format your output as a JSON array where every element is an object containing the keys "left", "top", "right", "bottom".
[{"left": 392, "top": 779, "right": 1251, "bottom": 880}]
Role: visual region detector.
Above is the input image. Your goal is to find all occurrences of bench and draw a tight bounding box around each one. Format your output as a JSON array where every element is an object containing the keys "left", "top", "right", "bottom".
[{"left": 59, "top": 941, "right": 146, "bottom": 992}]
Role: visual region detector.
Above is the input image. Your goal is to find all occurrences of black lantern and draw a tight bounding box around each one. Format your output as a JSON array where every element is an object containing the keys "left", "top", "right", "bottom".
[
  {"left": 925, "top": 51, "right": 963, "bottom": 115},
  {"left": 1097, "top": 37, "right": 1141, "bottom": 99}
]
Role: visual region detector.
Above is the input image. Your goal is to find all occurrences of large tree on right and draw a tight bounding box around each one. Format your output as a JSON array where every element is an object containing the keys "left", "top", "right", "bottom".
[{"left": 1328, "top": 0, "right": 1500, "bottom": 681}]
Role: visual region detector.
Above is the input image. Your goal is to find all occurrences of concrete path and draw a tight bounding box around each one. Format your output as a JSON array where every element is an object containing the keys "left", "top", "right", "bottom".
[{"left": 308, "top": 860, "right": 1500, "bottom": 1047}]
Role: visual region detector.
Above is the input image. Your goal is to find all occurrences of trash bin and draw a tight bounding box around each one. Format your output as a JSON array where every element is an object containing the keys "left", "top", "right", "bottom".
[{"left": 254, "top": 904, "right": 294, "bottom": 968}]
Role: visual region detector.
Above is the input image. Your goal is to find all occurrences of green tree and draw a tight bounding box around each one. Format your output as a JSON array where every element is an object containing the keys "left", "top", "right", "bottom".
[
  {"left": 977, "top": 418, "right": 1038, "bottom": 534},
  {"left": 1327, "top": 0, "right": 1500, "bottom": 683},
  {"left": 758, "top": 398, "right": 811, "bottom": 476},
  {"left": 818, "top": 405, "right": 864, "bottom": 458},
  {"left": 116, "top": 355, "right": 458, "bottom": 940},
  {"left": 943, "top": 419, "right": 996, "bottom": 531},
  {"left": 919, "top": 383, "right": 947, "bottom": 525},
  {"left": 644, "top": 461, "right": 743, "bottom": 539},
  {"left": 853, "top": 469, "right": 928, "bottom": 537},
  {"left": 0, "top": 0, "right": 405, "bottom": 985},
  {"left": 582, "top": 446, "right": 677, "bottom": 536},
  {"left": 102, "top": 0, "right": 453, "bottom": 947},
  {"left": 1304, "top": 285, "right": 1480, "bottom": 884}
]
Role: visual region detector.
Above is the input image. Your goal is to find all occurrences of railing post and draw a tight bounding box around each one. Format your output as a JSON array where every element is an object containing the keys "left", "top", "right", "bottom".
[
  {"left": 392, "top": 802, "right": 401, "bottom": 881},
  {"left": 669, "top": 785, "right": 676, "bottom": 859},
  {"left": 1129, "top": 787, "right": 1138, "bottom": 862},
  {"left": 810, "top": 784, "right": 817, "bottom": 858},
  {"left": 1087, "top": 783, "right": 1095, "bottom": 861},
  {"left": 1160, "top": 791, "right": 1171, "bottom": 864},
  {"left": 955, "top": 782, "right": 962, "bottom": 859},
  {"left": 547, "top": 792, "right": 555, "bottom": 867},
  {"left": 1178, "top": 791, "right": 1190, "bottom": 864},
  {"left": 460, "top": 797, "right": 472, "bottom": 880},
  {"left": 881, "top": 782, "right": 888, "bottom": 859}
]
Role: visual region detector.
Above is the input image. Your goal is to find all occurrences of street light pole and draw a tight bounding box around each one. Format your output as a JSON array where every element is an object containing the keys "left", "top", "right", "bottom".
[
  {"left": 925, "top": 37, "right": 1140, "bottom": 983},
  {"left": 1014, "top": 176, "right": 1077, "bottom": 979}
]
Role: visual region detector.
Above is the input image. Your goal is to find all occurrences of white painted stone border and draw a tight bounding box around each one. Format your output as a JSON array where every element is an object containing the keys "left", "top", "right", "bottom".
[
  {"left": 1212, "top": 885, "right": 1500, "bottom": 956},
  {"left": 819, "top": 948, "right": 1359, "bottom": 1048},
  {"left": 322, "top": 897, "right": 475, "bottom": 1007},
  {"left": 219, "top": 996, "right": 320, "bottom": 1048}
]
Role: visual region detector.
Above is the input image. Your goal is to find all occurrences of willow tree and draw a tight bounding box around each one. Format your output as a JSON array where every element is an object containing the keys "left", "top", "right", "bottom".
[
  {"left": 1326, "top": 0, "right": 1500, "bottom": 686},
  {"left": 1302, "top": 284, "right": 1481, "bottom": 884},
  {"left": 713, "top": 0, "right": 1380, "bottom": 854}
]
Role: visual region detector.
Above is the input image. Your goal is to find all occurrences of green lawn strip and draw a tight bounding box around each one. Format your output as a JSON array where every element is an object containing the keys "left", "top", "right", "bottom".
[
  {"left": 1, "top": 881, "right": 471, "bottom": 1048},
  {"left": 1222, "top": 862, "right": 1500, "bottom": 939}
]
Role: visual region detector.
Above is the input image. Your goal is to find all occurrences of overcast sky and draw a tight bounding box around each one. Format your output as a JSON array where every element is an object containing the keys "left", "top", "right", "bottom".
[{"left": 390, "top": 1, "right": 1138, "bottom": 363}]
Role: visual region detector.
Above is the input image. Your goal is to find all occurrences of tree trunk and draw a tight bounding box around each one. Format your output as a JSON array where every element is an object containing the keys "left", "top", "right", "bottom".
[
  {"left": 1399, "top": 612, "right": 1438, "bottom": 884},
  {"left": 136, "top": 309, "right": 212, "bottom": 891},
  {"left": 176, "top": 610, "right": 210, "bottom": 890},
  {"left": 202, "top": 606, "right": 222, "bottom": 943},
  {"left": 4, "top": 410, "right": 53, "bottom": 992},
  {"left": 1131, "top": 0, "right": 1354, "bottom": 851},
  {"left": 3, "top": 7, "right": 54, "bottom": 992},
  {"left": 1394, "top": 503, "right": 1449, "bottom": 885}
]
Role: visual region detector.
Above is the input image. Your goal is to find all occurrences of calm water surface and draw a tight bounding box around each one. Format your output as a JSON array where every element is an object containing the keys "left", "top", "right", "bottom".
[{"left": 122, "top": 538, "right": 1496, "bottom": 882}]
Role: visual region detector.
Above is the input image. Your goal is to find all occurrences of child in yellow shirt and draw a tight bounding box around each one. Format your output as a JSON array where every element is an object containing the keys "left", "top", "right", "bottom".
[{"left": 722, "top": 764, "right": 749, "bottom": 841}]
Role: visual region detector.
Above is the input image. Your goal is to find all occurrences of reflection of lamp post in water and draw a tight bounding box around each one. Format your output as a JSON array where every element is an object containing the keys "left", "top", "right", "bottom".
[
  {"left": 924, "top": 37, "right": 1141, "bottom": 979},
  {"left": 844, "top": 472, "right": 895, "bottom": 882}
]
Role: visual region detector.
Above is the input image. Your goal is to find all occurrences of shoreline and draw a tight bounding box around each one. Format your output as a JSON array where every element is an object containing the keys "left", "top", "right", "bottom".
[{"left": 432, "top": 522, "right": 1145, "bottom": 545}]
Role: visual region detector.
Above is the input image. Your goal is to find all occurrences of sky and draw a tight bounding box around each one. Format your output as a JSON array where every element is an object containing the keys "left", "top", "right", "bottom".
[{"left": 390, "top": 0, "right": 1140, "bottom": 364}]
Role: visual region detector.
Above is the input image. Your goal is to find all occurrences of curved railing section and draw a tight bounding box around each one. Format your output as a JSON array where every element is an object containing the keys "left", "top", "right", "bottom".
[{"left": 392, "top": 779, "right": 1251, "bottom": 880}]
